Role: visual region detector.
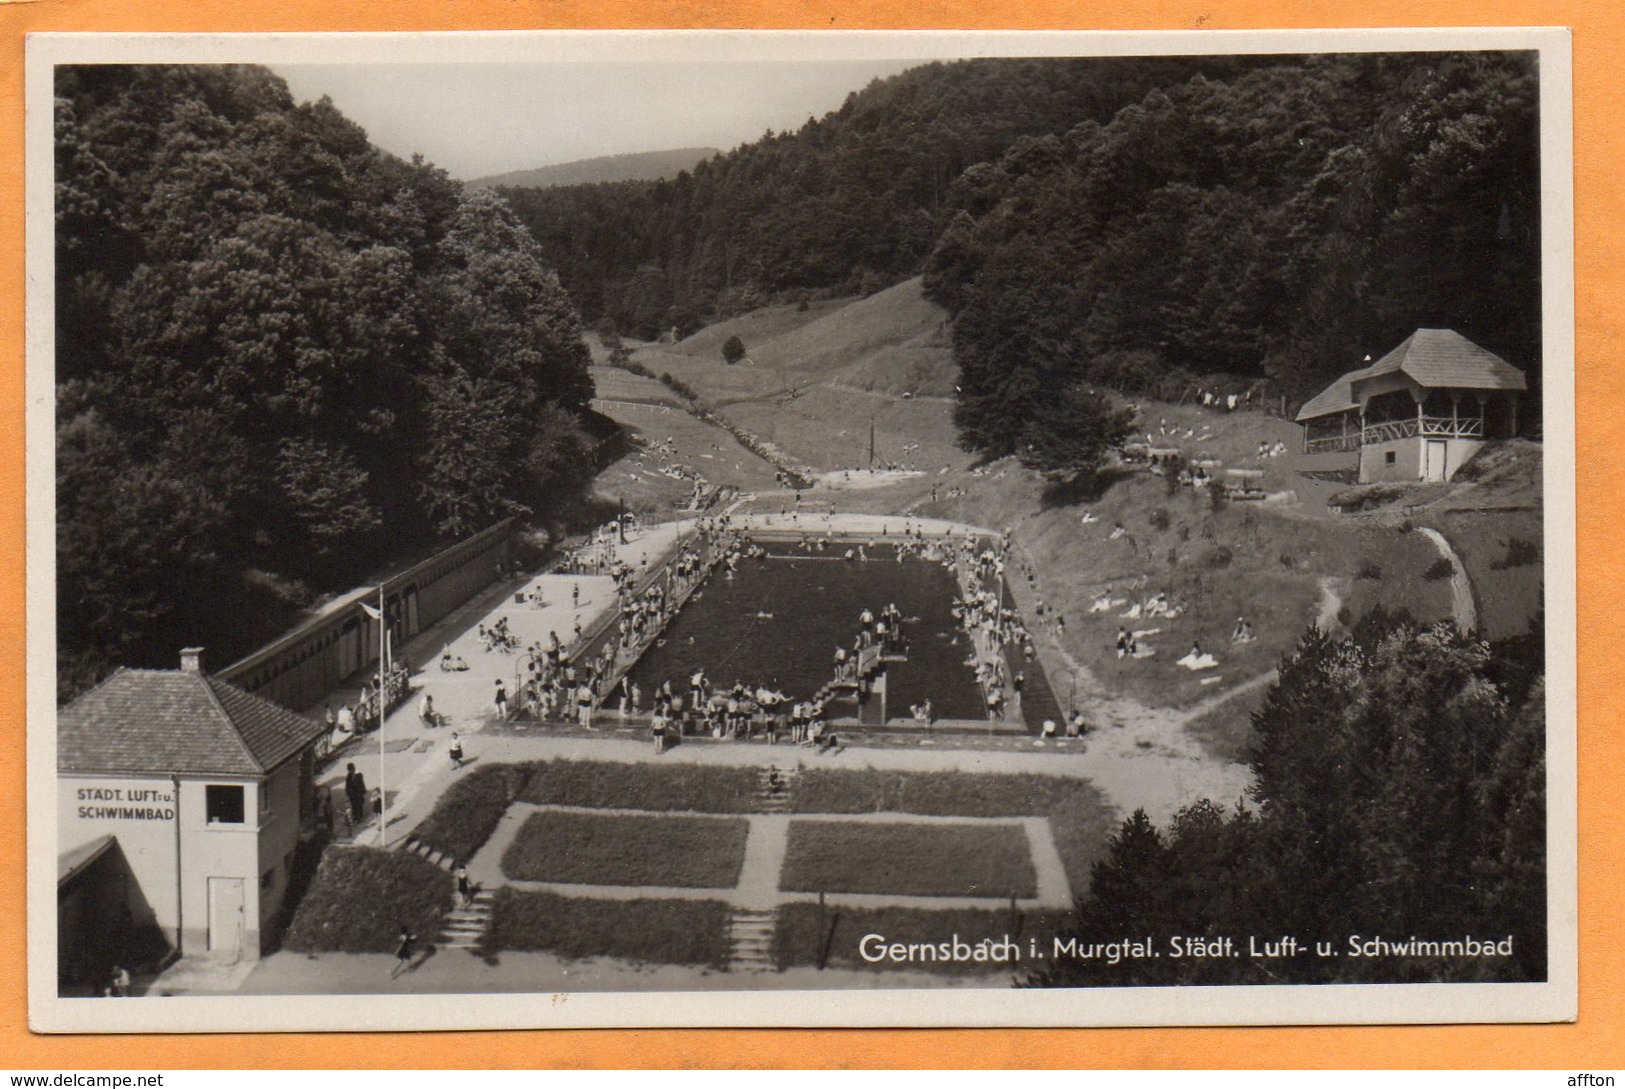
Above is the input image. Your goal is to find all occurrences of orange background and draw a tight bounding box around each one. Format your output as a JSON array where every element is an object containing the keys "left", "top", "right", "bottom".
[{"left": 0, "top": 0, "right": 1614, "bottom": 1070}]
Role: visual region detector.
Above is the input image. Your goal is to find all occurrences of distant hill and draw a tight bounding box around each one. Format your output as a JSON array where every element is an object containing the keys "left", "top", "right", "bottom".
[{"left": 469, "top": 147, "right": 719, "bottom": 190}]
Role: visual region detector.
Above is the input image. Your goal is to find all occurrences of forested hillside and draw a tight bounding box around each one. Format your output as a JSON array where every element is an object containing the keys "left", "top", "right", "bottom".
[
  {"left": 500, "top": 57, "right": 1262, "bottom": 338},
  {"left": 55, "top": 65, "right": 596, "bottom": 698},
  {"left": 502, "top": 53, "right": 1538, "bottom": 470},
  {"left": 925, "top": 52, "right": 1540, "bottom": 459}
]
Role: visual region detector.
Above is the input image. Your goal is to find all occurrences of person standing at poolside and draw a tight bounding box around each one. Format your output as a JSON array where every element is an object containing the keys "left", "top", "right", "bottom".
[
  {"left": 577, "top": 681, "right": 595, "bottom": 730},
  {"left": 344, "top": 763, "right": 367, "bottom": 827}
]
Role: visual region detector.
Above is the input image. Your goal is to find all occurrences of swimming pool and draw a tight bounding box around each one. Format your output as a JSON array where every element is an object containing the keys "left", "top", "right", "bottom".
[{"left": 626, "top": 543, "right": 989, "bottom": 722}]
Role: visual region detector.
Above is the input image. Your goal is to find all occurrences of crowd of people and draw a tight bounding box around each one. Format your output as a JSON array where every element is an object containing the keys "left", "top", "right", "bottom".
[
  {"left": 321, "top": 664, "right": 411, "bottom": 744},
  {"left": 942, "top": 533, "right": 1039, "bottom": 724},
  {"left": 643, "top": 673, "right": 838, "bottom": 751}
]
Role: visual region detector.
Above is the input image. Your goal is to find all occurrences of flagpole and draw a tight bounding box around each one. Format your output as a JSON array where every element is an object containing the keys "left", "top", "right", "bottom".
[{"left": 377, "top": 584, "right": 388, "bottom": 848}]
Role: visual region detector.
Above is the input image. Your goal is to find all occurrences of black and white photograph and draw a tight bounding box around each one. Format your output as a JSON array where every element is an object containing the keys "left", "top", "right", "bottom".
[{"left": 26, "top": 29, "right": 1576, "bottom": 1031}]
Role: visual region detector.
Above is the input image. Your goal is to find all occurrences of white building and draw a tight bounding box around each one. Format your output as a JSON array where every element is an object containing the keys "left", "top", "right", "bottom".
[
  {"left": 57, "top": 648, "right": 325, "bottom": 992},
  {"left": 1296, "top": 329, "right": 1527, "bottom": 484}
]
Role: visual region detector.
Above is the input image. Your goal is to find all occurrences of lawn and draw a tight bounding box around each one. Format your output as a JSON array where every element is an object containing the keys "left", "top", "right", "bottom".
[
  {"left": 1430, "top": 508, "right": 1544, "bottom": 641},
  {"left": 482, "top": 888, "right": 732, "bottom": 969},
  {"left": 1339, "top": 522, "right": 1456, "bottom": 632},
  {"left": 780, "top": 820, "right": 1038, "bottom": 898},
  {"left": 590, "top": 397, "right": 784, "bottom": 517},
  {"left": 517, "top": 760, "right": 761, "bottom": 814},
  {"left": 773, "top": 901, "right": 1066, "bottom": 975},
  {"left": 281, "top": 846, "right": 452, "bottom": 954},
  {"left": 500, "top": 809, "right": 750, "bottom": 888},
  {"left": 789, "top": 768, "right": 1116, "bottom": 898},
  {"left": 589, "top": 365, "right": 684, "bottom": 406},
  {"left": 408, "top": 763, "right": 532, "bottom": 865}
]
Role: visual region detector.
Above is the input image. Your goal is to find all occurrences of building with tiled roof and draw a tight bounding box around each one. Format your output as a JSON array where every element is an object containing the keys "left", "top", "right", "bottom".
[
  {"left": 1295, "top": 329, "right": 1527, "bottom": 484},
  {"left": 57, "top": 649, "right": 326, "bottom": 989}
]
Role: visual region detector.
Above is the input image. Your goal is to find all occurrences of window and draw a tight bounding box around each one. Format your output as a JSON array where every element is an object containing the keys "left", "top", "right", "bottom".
[
  {"left": 1385, "top": 451, "right": 1397, "bottom": 465},
  {"left": 205, "top": 784, "right": 245, "bottom": 824}
]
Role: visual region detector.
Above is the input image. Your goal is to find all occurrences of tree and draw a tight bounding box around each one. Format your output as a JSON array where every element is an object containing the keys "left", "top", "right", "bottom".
[
  {"left": 1014, "top": 381, "right": 1136, "bottom": 478},
  {"left": 53, "top": 65, "right": 597, "bottom": 699},
  {"left": 722, "top": 335, "right": 747, "bottom": 365},
  {"left": 925, "top": 52, "right": 1540, "bottom": 452},
  {"left": 1033, "top": 620, "right": 1546, "bottom": 986}
]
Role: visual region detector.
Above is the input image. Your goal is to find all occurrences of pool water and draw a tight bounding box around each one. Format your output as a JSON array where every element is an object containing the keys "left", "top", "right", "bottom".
[{"left": 627, "top": 545, "right": 988, "bottom": 722}]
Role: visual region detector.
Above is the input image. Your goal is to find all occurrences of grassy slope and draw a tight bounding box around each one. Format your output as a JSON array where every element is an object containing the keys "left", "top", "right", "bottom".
[
  {"left": 589, "top": 387, "right": 785, "bottom": 516},
  {"left": 625, "top": 279, "right": 970, "bottom": 474},
  {"left": 409, "top": 763, "right": 531, "bottom": 866},
  {"left": 282, "top": 847, "right": 452, "bottom": 953},
  {"left": 588, "top": 365, "right": 683, "bottom": 406}
]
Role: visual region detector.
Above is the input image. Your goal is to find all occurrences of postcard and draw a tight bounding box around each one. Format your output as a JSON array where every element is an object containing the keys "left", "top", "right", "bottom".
[{"left": 26, "top": 26, "right": 1576, "bottom": 1031}]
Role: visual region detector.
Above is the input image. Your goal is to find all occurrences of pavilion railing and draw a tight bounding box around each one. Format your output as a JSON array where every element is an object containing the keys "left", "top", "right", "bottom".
[
  {"left": 1303, "top": 434, "right": 1362, "bottom": 454},
  {"left": 1360, "top": 416, "right": 1485, "bottom": 444}
]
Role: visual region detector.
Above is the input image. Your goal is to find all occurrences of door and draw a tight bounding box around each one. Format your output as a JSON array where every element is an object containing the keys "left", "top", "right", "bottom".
[
  {"left": 1424, "top": 440, "right": 1448, "bottom": 482},
  {"left": 207, "top": 877, "right": 244, "bottom": 956},
  {"left": 405, "top": 587, "right": 420, "bottom": 637},
  {"left": 338, "top": 619, "right": 359, "bottom": 679}
]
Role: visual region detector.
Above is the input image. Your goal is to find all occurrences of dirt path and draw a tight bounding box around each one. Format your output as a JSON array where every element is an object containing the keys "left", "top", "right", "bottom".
[
  {"left": 1316, "top": 575, "right": 1347, "bottom": 632},
  {"left": 1040, "top": 643, "right": 1253, "bottom": 822},
  {"left": 1175, "top": 669, "right": 1278, "bottom": 726},
  {"left": 1417, "top": 527, "right": 1478, "bottom": 633}
]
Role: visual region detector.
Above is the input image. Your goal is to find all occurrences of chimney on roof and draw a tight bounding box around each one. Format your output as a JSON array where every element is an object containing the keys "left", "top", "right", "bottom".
[{"left": 179, "top": 647, "right": 204, "bottom": 674}]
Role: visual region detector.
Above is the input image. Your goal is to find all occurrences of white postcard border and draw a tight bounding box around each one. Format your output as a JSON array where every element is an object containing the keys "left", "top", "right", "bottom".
[{"left": 25, "top": 26, "right": 1578, "bottom": 1032}]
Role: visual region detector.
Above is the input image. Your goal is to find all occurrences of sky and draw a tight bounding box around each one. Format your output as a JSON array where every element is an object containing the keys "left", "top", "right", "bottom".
[{"left": 273, "top": 59, "right": 923, "bottom": 181}]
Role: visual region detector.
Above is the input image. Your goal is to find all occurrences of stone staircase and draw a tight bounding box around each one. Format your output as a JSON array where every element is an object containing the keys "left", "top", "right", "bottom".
[
  {"left": 440, "top": 889, "right": 494, "bottom": 951},
  {"left": 755, "top": 765, "right": 799, "bottom": 813},
  {"left": 403, "top": 837, "right": 455, "bottom": 870},
  {"left": 726, "top": 908, "right": 777, "bottom": 972}
]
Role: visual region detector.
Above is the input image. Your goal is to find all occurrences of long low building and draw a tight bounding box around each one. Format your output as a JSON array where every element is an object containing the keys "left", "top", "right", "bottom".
[
  {"left": 56, "top": 648, "right": 326, "bottom": 992},
  {"left": 216, "top": 518, "right": 515, "bottom": 713},
  {"left": 1295, "top": 328, "right": 1527, "bottom": 484}
]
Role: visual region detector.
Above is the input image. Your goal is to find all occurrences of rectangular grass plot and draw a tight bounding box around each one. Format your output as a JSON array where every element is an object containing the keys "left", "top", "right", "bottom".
[
  {"left": 501, "top": 809, "right": 749, "bottom": 889},
  {"left": 781, "top": 820, "right": 1038, "bottom": 899}
]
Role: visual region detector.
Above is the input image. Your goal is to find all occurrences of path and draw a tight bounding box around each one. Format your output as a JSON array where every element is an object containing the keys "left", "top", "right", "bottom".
[
  {"left": 1315, "top": 575, "right": 1346, "bottom": 632},
  {"left": 1417, "top": 527, "right": 1478, "bottom": 633},
  {"left": 1174, "top": 669, "right": 1278, "bottom": 727}
]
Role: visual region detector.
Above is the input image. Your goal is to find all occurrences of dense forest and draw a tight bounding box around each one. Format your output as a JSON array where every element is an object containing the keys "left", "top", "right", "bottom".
[
  {"left": 499, "top": 56, "right": 1264, "bottom": 339},
  {"left": 927, "top": 53, "right": 1540, "bottom": 459},
  {"left": 55, "top": 65, "right": 596, "bottom": 699},
  {"left": 1031, "top": 613, "right": 1547, "bottom": 986},
  {"left": 501, "top": 53, "right": 1539, "bottom": 466}
]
